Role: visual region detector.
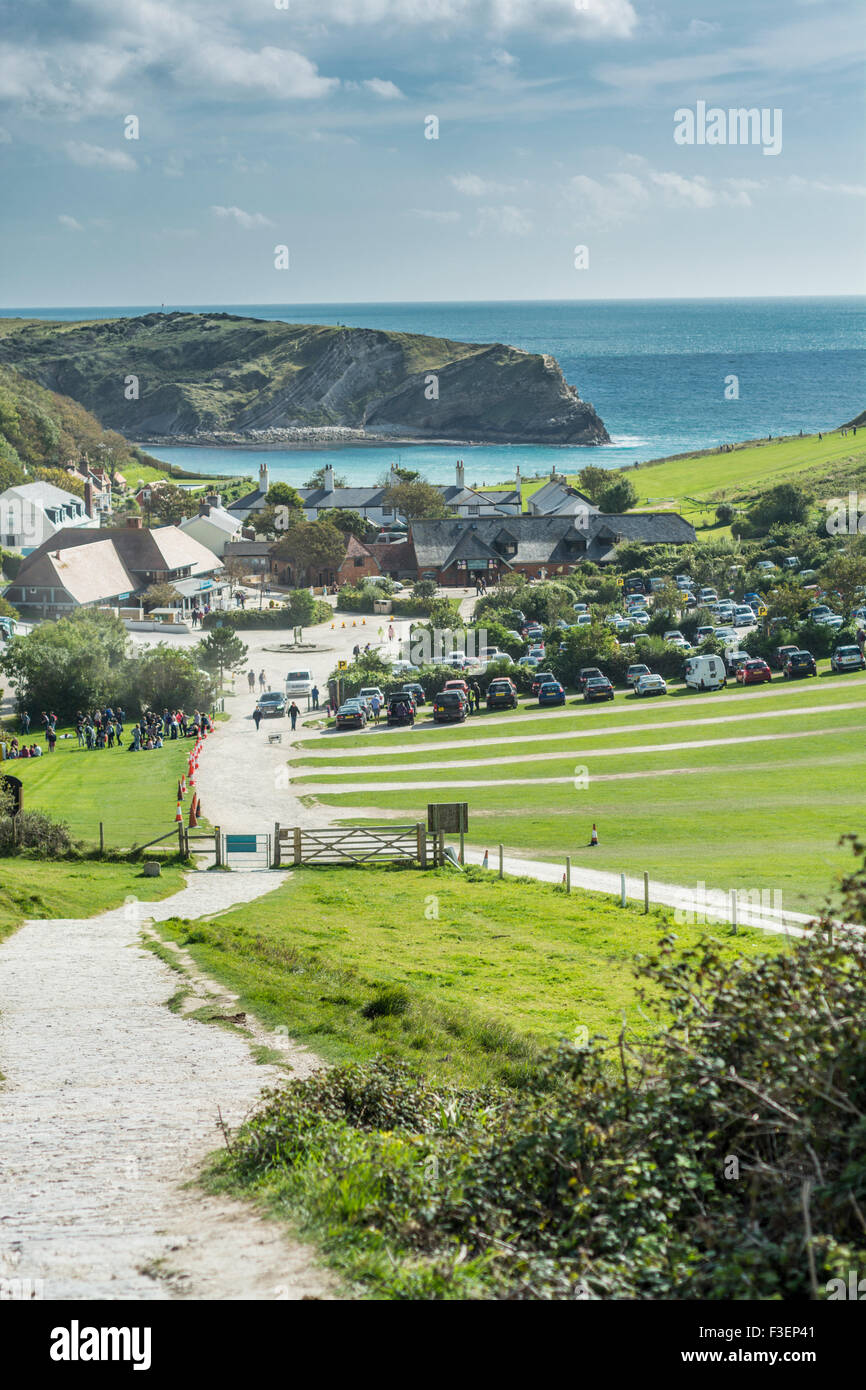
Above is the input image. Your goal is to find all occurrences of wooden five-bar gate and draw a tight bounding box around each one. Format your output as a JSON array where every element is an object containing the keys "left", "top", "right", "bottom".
[{"left": 273, "top": 822, "right": 443, "bottom": 868}]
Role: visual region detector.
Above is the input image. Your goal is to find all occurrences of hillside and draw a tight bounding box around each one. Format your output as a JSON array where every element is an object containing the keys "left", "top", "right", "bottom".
[{"left": 0, "top": 312, "right": 610, "bottom": 447}]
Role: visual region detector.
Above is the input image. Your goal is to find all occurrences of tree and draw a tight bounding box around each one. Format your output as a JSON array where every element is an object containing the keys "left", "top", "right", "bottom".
[
  {"left": 748, "top": 483, "right": 811, "bottom": 534},
  {"left": 576, "top": 465, "right": 609, "bottom": 503},
  {"left": 196, "top": 628, "right": 249, "bottom": 691},
  {"left": 715, "top": 502, "right": 736, "bottom": 525},
  {"left": 129, "top": 645, "right": 214, "bottom": 713},
  {"left": 141, "top": 582, "right": 182, "bottom": 612},
  {"left": 306, "top": 466, "right": 347, "bottom": 489},
  {"left": 265, "top": 482, "right": 303, "bottom": 510},
  {"left": 256, "top": 503, "right": 302, "bottom": 539},
  {"left": 819, "top": 550, "right": 866, "bottom": 615},
  {"left": 273, "top": 519, "right": 346, "bottom": 584},
  {"left": 328, "top": 509, "right": 374, "bottom": 540},
  {"left": 597, "top": 476, "right": 638, "bottom": 513},
  {"left": 147, "top": 484, "right": 190, "bottom": 527},
  {"left": 383, "top": 478, "right": 448, "bottom": 520},
  {"left": 222, "top": 556, "right": 248, "bottom": 596},
  {"left": 35, "top": 467, "right": 86, "bottom": 499},
  {"left": 0, "top": 609, "right": 129, "bottom": 719}
]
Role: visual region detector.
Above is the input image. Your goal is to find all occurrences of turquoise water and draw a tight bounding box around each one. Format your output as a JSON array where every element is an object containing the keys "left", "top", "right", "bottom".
[{"left": 3, "top": 298, "right": 863, "bottom": 485}]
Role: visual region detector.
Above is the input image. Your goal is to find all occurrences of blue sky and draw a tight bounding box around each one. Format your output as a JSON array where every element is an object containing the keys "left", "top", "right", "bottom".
[{"left": 0, "top": 0, "right": 863, "bottom": 305}]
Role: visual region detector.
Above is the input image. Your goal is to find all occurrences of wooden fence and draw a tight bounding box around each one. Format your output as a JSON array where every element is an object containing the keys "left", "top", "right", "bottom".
[{"left": 273, "top": 822, "right": 442, "bottom": 869}]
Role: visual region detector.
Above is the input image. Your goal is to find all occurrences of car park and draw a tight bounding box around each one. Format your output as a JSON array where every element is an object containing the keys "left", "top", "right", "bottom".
[
  {"left": 737, "top": 658, "right": 772, "bottom": 686},
  {"left": 538, "top": 680, "right": 566, "bottom": 706},
  {"left": 626, "top": 662, "right": 651, "bottom": 687},
  {"left": 577, "top": 666, "right": 604, "bottom": 692},
  {"left": 257, "top": 691, "right": 286, "bottom": 717},
  {"left": 486, "top": 677, "right": 519, "bottom": 710},
  {"left": 386, "top": 695, "right": 415, "bottom": 726},
  {"left": 635, "top": 673, "right": 667, "bottom": 697},
  {"left": 336, "top": 701, "right": 367, "bottom": 729},
  {"left": 530, "top": 670, "right": 557, "bottom": 696},
  {"left": 684, "top": 654, "right": 726, "bottom": 690},
  {"left": 784, "top": 650, "right": 817, "bottom": 679},
  {"left": 583, "top": 676, "right": 615, "bottom": 703},
  {"left": 433, "top": 690, "right": 468, "bottom": 722},
  {"left": 830, "top": 645, "right": 866, "bottom": 673}
]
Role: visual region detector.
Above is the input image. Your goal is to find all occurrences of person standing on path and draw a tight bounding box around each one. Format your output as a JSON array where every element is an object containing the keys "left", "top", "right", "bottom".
[
  {"left": 471, "top": 679, "right": 481, "bottom": 714},
  {"left": 247, "top": 670, "right": 256, "bottom": 692},
  {"left": 388, "top": 623, "right": 395, "bottom": 641},
  {"left": 370, "top": 693, "right": 381, "bottom": 725},
  {"left": 253, "top": 706, "right": 263, "bottom": 731},
  {"left": 259, "top": 670, "right": 266, "bottom": 691},
  {"left": 311, "top": 684, "right": 320, "bottom": 710},
  {"left": 288, "top": 701, "right": 300, "bottom": 731}
]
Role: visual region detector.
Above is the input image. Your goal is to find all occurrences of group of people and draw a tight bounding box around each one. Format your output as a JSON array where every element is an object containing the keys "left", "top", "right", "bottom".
[
  {"left": 123, "top": 708, "right": 213, "bottom": 751},
  {"left": 3, "top": 738, "right": 44, "bottom": 759},
  {"left": 188, "top": 604, "right": 212, "bottom": 629},
  {"left": 247, "top": 670, "right": 268, "bottom": 692}
]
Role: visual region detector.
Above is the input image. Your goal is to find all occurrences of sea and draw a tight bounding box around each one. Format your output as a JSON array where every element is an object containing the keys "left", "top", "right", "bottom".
[{"left": 2, "top": 298, "right": 863, "bottom": 487}]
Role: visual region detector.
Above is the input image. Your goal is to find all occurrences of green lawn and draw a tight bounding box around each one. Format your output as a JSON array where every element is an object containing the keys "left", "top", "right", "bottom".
[
  {"left": 520, "top": 430, "right": 866, "bottom": 532},
  {"left": 0, "top": 857, "right": 185, "bottom": 943},
  {"left": 3, "top": 727, "right": 198, "bottom": 848},
  {"left": 152, "top": 866, "right": 781, "bottom": 1086},
  {"left": 293, "top": 675, "right": 866, "bottom": 915}
]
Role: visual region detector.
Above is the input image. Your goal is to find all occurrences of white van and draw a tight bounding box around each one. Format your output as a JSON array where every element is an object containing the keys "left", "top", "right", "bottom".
[
  {"left": 285, "top": 668, "right": 313, "bottom": 698},
  {"left": 684, "top": 654, "right": 727, "bottom": 691}
]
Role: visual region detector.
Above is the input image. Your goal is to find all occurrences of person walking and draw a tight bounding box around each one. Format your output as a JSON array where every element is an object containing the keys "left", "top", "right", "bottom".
[
  {"left": 288, "top": 701, "right": 300, "bottom": 731},
  {"left": 388, "top": 623, "right": 395, "bottom": 641},
  {"left": 370, "top": 693, "right": 381, "bottom": 725},
  {"left": 471, "top": 679, "right": 481, "bottom": 714},
  {"left": 253, "top": 705, "right": 263, "bottom": 731},
  {"left": 259, "top": 669, "right": 266, "bottom": 691},
  {"left": 311, "top": 684, "right": 320, "bottom": 710},
  {"left": 247, "top": 669, "right": 256, "bottom": 692}
]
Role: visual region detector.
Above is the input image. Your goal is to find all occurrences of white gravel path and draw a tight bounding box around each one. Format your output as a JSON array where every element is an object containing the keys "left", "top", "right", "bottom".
[{"left": 0, "top": 869, "right": 331, "bottom": 1301}]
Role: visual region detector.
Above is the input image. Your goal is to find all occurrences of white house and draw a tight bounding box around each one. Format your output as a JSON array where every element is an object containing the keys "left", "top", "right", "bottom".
[
  {"left": 179, "top": 503, "right": 242, "bottom": 557},
  {"left": 0, "top": 481, "right": 100, "bottom": 554}
]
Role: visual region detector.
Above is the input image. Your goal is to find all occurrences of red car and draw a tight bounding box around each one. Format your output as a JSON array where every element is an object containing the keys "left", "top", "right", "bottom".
[
  {"left": 443, "top": 678, "right": 470, "bottom": 696},
  {"left": 737, "top": 658, "right": 772, "bottom": 686},
  {"left": 530, "top": 670, "right": 557, "bottom": 696}
]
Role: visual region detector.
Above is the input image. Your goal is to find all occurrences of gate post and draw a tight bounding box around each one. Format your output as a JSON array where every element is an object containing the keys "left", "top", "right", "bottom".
[
  {"left": 416, "top": 821, "right": 427, "bottom": 867},
  {"left": 293, "top": 826, "right": 302, "bottom": 865},
  {"left": 214, "top": 826, "right": 222, "bottom": 867},
  {"left": 274, "top": 821, "right": 281, "bottom": 868}
]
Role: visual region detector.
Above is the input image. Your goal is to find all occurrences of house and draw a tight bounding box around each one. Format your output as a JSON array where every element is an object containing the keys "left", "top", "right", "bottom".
[
  {"left": 527, "top": 476, "right": 598, "bottom": 517},
  {"left": 0, "top": 481, "right": 100, "bottom": 554},
  {"left": 5, "top": 522, "right": 226, "bottom": 619},
  {"left": 408, "top": 512, "right": 695, "bottom": 585},
  {"left": 179, "top": 501, "right": 242, "bottom": 556},
  {"left": 335, "top": 534, "right": 382, "bottom": 585},
  {"left": 221, "top": 538, "right": 276, "bottom": 577}
]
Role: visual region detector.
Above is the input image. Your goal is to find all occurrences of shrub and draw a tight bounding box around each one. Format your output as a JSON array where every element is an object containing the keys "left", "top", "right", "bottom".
[{"left": 0, "top": 809, "right": 76, "bottom": 855}]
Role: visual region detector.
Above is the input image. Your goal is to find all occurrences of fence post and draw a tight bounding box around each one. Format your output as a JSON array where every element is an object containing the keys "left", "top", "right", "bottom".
[
  {"left": 214, "top": 826, "right": 222, "bottom": 867},
  {"left": 498, "top": 843, "right": 504, "bottom": 879},
  {"left": 459, "top": 830, "right": 465, "bottom": 866},
  {"left": 730, "top": 889, "right": 738, "bottom": 933},
  {"left": 416, "top": 822, "right": 427, "bottom": 867},
  {"left": 566, "top": 855, "right": 571, "bottom": 894},
  {"left": 620, "top": 873, "right": 627, "bottom": 908},
  {"left": 438, "top": 830, "right": 445, "bottom": 867},
  {"left": 99, "top": 821, "right": 104, "bottom": 854},
  {"left": 293, "top": 826, "right": 302, "bottom": 866},
  {"left": 177, "top": 823, "right": 185, "bottom": 856},
  {"left": 643, "top": 871, "right": 650, "bottom": 913},
  {"left": 274, "top": 821, "right": 281, "bottom": 868}
]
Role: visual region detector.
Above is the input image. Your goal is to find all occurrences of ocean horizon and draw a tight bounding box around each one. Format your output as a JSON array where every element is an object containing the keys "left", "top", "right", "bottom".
[{"left": 2, "top": 297, "right": 862, "bottom": 487}]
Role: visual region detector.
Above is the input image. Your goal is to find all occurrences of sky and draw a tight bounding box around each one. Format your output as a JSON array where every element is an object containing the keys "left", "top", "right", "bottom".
[{"left": 0, "top": 0, "right": 864, "bottom": 306}]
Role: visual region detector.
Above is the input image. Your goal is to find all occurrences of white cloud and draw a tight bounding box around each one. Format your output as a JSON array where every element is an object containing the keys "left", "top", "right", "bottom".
[
  {"left": 58, "top": 214, "right": 84, "bottom": 231},
  {"left": 566, "top": 158, "right": 766, "bottom": 222},
  {"left": 287, "top": 0, "right": 638, "bottom": 39},
  {"left": 65, "top": 141, "right": 137, "bottom": 171},
  {"left": 192, "top": 45, "right": 338, "bottom": 99},
  {"left": 473, "top": 204, "right": 533, "bottom": 236},
  {"left": 211, "top": 205, "right": 275, "bottom": 228},
  {"left": 362, "top": 77, "right": 405, "bottom": 99},
  {"left": 786, "top": 175, "right": 866, "bottom": 197},
  {"left": 567, "top": 170, "right": 649, "bottom": 222},
  {"left": 450, "top": 172, "right": 515, "bottom": 197}
]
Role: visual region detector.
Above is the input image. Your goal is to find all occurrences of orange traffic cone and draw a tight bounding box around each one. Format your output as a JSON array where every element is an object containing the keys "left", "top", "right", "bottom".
[
  {"left": 562, "top": 872, "right": 567, "bottom": 884},
  {"left": 590, "top": 823, "right": 599, "bottom": 847},
  {"left": 180, "top": 774, "right": 187, "bottom": 796},
  {"left": 175, "top": 799, "right": 183, "bottom": 823},
  {"left": 482, "top": 848, "right": 489, "bottom": 869},
  {"left": 177, "top": 778, "right": 184, "bottom": 801},
  {"left": 188, "top": 796, "right": 198, "bottom": 828}
]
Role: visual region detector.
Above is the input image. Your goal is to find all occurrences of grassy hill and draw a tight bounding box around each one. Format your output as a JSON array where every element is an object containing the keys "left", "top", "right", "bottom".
[{"left": 0, "top": 312, "right": 609, "bottom": 446}]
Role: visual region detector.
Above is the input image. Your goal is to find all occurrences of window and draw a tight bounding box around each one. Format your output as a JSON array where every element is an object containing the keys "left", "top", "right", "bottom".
[
  {"left": 354, "top": 557, "right": 364, "bottom": 567},
  {"left": 381, "top": 507, "right": 393, "bottom": 517},
  {"left": 468, "top": 505, "right": 480, "bottom": 516}
]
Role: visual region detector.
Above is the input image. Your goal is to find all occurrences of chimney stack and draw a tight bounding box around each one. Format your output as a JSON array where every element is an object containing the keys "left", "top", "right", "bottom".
[
  {"left": 84, "top": 480, "right": 94, "bottom": 518},
  {"left": 126, "top": 517, "right": 142, "bottom": 529},
  {"left": 455, "top": 459, "right": 465, "bottom": 489},
  {"left": 259, "top": 461, "right": 270, "bottom": 496},
  {"left": 323, "top": 464, "right": 335, "bottom": 494}
]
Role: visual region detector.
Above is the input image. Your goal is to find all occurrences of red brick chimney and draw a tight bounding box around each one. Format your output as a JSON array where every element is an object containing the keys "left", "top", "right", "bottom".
[
  {"left": 84, "top": 480, "right": 94, "bottom": 518},
  {"left": 126, "top": 517, "right": 142, "bottom": 529}
]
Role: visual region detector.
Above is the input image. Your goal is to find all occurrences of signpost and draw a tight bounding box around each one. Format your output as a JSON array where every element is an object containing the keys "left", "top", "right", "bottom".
[{"left": 427, "top": 802, "right": 469, "bottom": 865}]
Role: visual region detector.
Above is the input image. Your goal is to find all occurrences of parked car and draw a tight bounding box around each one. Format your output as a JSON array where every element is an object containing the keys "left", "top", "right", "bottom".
[
  {"left": 386, "top": 695, "right": 415, "bottom": 726},
  {"left": 684, "top": 654, "right": 726, "bottom": 690},
  {"left": 443, "top": 678, "right": 470, "bottom": 696},
  {"left": 336, "top": 701, "right": 367, "bottom": 729},
  {"left": 257, "top": 691, "right": 286, "bottom": 717},
  {"left": 530, "top": 670, "right": 557, "bottom": 696},
  {"left": 583, "top": 676, "right": 615, "bottom": 703},
  {"left": 524, "top": 624, "right": 545, "bottom": 641},
  {"left": 575, "top": 614, "right": 593, "bottom": 627},
  {"left": 486, "top": 677, "right": 519, "bottom": 710},
  {"left": 538, "top": 680, "right": 566, "bottom": 706},
  {"left": 830, "top": 645, "right": 866, "bottom": 673},
  {"left": 390, "top": 660, "right": 421, "bottom": 678},
  {"left": 401, "top": 682, "right": 426, "bottom": 705},
  {"left": 432, "top": 690, "right": 468, "bottom": 723},
  {"left": 663, "top": 629, "right": 685, "bottom": 643},
  {"left": 635, "top": 673, "right": 667, "bottom": 697},
  {"left": 695, "top": 626, "right": 715, "bottom": 643},
  {"left": 726, "top": 652, "right": 752, "bottom": 677},
  {"left": 625, "top": 663, "right": 650, "bottom": 688},
  {"left": 771, "top": 644, "right": 800, "bottom": 670},
  {"left": 784, "top": 556, "right": 800, "bottom": 570},
  {"left": 358, "top": 686, "right": 385, "bottom": 706},
  {"left": 649, "top": 577, "right": 666, "bottom": 592},
  {"left": 517, "top": 655, "right": 539, "bottom": 669},
  {"left": 668, "top": 636, "right": 692, "bottom": 651},
  {"left": 733, "top": 607, "right": 758, "bottom": 628},
  {"left": 577, "top": 666, "right": 604, "bottom": 692},
  {"left": 572, "top": 602, "right": 589, "bottom": 614},
  {"left": 737, "top": 658, "right": 772, "bottom": 686},
  {"left": 699, "top": 588, "right": 718, "bottom": 603},
  {"left": 756, "top": 560, "right": 777, "bottom": 572},
  {"left": 528, "top": 644, "right": 546, "bottom": 661},
  {"left": 784, "top": 650, "right": 817, "bottom": 679}
]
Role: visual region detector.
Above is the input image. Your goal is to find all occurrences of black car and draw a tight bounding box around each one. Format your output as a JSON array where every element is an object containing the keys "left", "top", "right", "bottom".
[
  {"left": 386, "top": 695, "right": 415, "bottom": 726},
  {"left": 432, "top": 690, "right": 468, "bottom": 723},
  {"left": 401, "top": 682, "right": 425, "bottom": 706},
  {"left": 486, "top": 677, "right": 518, "bottom": 710},
  {"left": 583, "top": 676, "right": 615, "bottom": 703},
  {"left": 577, "top": 666, "right": 604, "bottom": 692},
  {"left": 257, "top": 691, "right": 286, "bottom": 717},
  {"left": 772, "top": 644, "right": 800, "bottom": 671},
  {"left": 784, "top": 650, "right": 817, "bottom": 679},
  {"left": 530, "top": 670, "right": 556, "bottom": 697}
]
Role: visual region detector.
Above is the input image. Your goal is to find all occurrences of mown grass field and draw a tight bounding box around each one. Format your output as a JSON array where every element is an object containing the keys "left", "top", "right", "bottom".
[
  {"left": 0, "top": 857, "right": 185, "bottom": 943},
  {"left": 521, "top": 430, "right": 866, "bottom": 532},
  {"left": 293, "top": 673, "right": 866, "bottom": 915},
  {"left": 153, "top": 866, "right": 781, "bottom": 1086},
  {"left": 3, "top": 727, "right": 198, "bottom": 847}
]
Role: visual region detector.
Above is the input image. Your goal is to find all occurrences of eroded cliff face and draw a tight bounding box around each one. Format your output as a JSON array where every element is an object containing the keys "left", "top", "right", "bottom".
[{"left": 0, "top": 312, "right": 609, "bottom": 445}]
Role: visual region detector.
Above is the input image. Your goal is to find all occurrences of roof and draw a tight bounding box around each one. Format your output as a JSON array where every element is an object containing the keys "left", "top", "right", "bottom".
[
  {"left": 223, "top": 539, "right": 273, "bottom": 556},
  {"left": 180, "top": 506, "right": 240, "bottom": 537},
  {"left": 342, "top": 534, "right": 375, "bottom": 560},
  {"left": 411, "top": 512, "right": 695, "bottom": 569},
  {"left": 227, "top": 486, "right": 267, "bottom": 513},
  {"left": 365, "top": 540, "right": 416, "bottom": 571},
  {"left": 2, "top": 481, "right": 87, "bottom": 510},
  {"left": 21, "top": 525, "right": 223, "bottom": 578},
  {"left": 7, "top": 539, "right": 137, "bottom": 605},
  {"left": 529, "top": 479, "right": 597, "bottom": 515}
]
